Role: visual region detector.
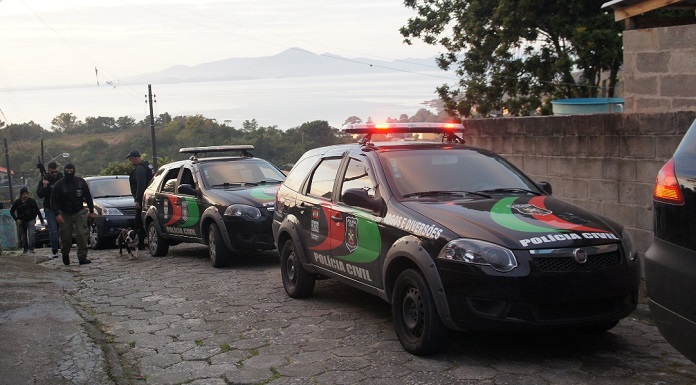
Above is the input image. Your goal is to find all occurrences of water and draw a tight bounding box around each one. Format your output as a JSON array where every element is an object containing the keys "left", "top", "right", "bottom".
[{"left": 1, "top": 72, "right": 453, "bottom": 130}]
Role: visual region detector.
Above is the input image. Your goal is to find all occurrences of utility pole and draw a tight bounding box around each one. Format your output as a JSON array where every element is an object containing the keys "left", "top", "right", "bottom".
[
  {"left": 148, "top": 84, "right": 158, "bottom": 170},
  {"left": 3, "top": 137, "right": 14, "bottom": 203}
]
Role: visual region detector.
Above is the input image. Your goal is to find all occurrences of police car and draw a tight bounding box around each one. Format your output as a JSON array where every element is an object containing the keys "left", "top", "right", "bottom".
[
  {"left": 143, "top": 145, "right": 286, "bottom": 267},
  {"left": 272, "top": 122, "right": 641, "bottom": 355}
]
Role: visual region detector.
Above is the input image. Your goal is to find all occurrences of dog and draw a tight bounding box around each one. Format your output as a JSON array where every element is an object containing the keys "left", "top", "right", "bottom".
[{"left": 117, "top": 228, "right": 139, "bottom": 260}]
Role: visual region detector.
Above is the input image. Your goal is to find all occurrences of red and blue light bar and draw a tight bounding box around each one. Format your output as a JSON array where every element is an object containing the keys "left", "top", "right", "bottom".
[{"left": 343, "top": 122, "right": 464, "bottom": 135}]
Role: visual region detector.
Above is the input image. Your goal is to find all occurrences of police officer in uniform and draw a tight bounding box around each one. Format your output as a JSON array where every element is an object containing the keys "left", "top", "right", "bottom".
[
  {"left": 51, "top": 163, "right": 96, "bottom": 266},
  {"left": 127, "top": 150, "right": 154, "bottom": 250}
]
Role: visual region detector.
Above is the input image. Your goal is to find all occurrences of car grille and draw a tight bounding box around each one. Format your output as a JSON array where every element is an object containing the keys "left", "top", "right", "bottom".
[
  {"left": 529, "top": 244, "right": 621, "bottom": 272},
  {"left": 120, "top": 207, "right": 137, "bottom": 216}
]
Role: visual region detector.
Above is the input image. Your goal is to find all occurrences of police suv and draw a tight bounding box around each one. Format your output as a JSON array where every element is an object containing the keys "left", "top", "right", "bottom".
[
  {"left": 272, "top": 123, "right": 641, "bottom": 355},
  {"left": 143, "top": 145, "right": 285, "bottom": 268}
]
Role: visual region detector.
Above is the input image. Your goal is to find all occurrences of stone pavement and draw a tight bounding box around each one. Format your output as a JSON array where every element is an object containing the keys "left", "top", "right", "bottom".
[{"left": 1, "top": 244, "right": 696, "bottom": 385}]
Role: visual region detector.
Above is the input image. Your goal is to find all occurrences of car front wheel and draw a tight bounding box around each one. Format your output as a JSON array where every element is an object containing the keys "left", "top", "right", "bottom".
[
  {"left": 280, "top": 239, "right": 315, "bottom": 298},
  {"left": 391, "top": 268, "right": 448, "bottom": 355},
  {"left": 88, "top": 223, "right": 108, "bottom": 250},
  {"left": 147, "top": 222, "right": 169, "bottom": 257},
  {"left": 208, "top": 223, "right": 230, "bottom": 268}
]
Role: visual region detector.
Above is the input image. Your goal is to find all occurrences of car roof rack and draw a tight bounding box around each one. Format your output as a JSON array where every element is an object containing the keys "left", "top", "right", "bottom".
[
  {"left": 342, "top": 122, "right": 466, "bottom": 145},
  {"left": 179, "top": 145, "right": 255, "bottom": 160}
]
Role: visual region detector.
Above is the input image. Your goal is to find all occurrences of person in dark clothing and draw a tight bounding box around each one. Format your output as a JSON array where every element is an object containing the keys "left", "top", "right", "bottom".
[
  {"left": 51, "top": 163, "right": 96, "bottom": 266},
  {"left": 127, "top": 150, "right": 154, "bottom": 250},
  {"left": 10, "top": 187, "right": 43, "bottom": 253},
  {"left": 36, "top": 161, "right": 63, "bottom": 258}
]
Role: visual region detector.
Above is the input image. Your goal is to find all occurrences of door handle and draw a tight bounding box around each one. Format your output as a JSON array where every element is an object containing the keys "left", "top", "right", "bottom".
[{"left": 331, "top": 213, "right": 344, "bottom": 222}]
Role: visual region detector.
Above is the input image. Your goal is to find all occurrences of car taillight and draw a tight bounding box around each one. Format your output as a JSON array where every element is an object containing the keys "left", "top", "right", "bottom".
[{"left": 654, "top": 158, "right": 684, "bottom": 205}]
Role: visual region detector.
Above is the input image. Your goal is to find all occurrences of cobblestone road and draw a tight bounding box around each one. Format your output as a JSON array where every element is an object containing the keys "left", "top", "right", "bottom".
[{"left": 44, "top": 244, "right": 696, "bottom": 385}]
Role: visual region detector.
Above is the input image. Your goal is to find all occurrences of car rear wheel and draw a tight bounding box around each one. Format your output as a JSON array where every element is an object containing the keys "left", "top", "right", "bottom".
[
  {"left": 208, "top": 223, "right": 230, "bottom": 268},
  {"left": 147, "top": 222, "right": 169, "bottom": 257},
  {"left": 391, "top": 268, "right": 448, "bottom": 355},
  {"left": 88, "top": 223, "right": 109, "bottom": 250},
  {"left": 281, "top": 239, "right": 315, "bottom": 298}
]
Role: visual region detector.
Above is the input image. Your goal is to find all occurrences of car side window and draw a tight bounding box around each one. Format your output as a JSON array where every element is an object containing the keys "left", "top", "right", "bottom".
[
  {"left": 283, "top": 156, "right": 317, "bottom": 192},
  {"left": 162, "top": 179, "right": 177, "bottom": 193},
  {"left": 340, "top": 158, "right": 375, "bottom": 200},
  {"left": 179, "top": 167, "right": 196, "bottom": 192},
  {"left": 307, "top": 158, "right": 341, "bottom": 199},
  {"left": 160, "top": 167, "right": 180, "bottom": 192}
]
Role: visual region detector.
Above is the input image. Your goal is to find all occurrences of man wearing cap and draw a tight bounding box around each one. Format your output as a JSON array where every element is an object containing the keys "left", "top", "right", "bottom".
[
  {"left": 51, "top": 163, "right": 96, "bottom": 265},
  {"left": 10, "top": 186, "right": 43, "bottom": 254},
  {"left": 127, "top": 150, "right": 154, "bottom": 250}
]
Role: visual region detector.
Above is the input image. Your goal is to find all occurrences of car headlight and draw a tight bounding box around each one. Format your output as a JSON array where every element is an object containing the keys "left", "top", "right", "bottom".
[
  {"left": 225, "top": 204, "right": 262, "bottom": 219},
  {"left": 621, "top": 228, "right": 639, "bottom": 264},
  {"left": 101, "top": 207, "right": 124, "bottom": 215},
  {"left": 438, "top": 239, "right": 518, "bottom": 273}
]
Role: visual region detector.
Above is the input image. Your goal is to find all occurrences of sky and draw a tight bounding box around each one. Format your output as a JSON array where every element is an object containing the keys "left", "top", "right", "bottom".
[{"left": 0, "top": 0, "right": 442, "bottom": 89}]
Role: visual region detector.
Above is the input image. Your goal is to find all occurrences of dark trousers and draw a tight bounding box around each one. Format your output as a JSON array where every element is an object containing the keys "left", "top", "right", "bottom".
[{"left": 135, "top": 206, "right": 145, "bottom": 246}]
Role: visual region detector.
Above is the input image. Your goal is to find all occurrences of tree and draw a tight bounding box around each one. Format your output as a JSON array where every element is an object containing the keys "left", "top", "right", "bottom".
[
  {"left": 400, "top": 0, "right": 623, "bottom": 118},
  {"left": 116, "top": 116, "right": 136, "bottom": 130},
  {"left": 51, "top": 113, "right": 79, "bottom": 133},
  {"left": 343, "top": 116, "right": 362, "bottom": 125}
]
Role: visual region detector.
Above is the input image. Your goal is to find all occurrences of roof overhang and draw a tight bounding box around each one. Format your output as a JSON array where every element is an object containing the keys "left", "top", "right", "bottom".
[{"left": 602, "top": 0, "right": 696, "bottom": 28}]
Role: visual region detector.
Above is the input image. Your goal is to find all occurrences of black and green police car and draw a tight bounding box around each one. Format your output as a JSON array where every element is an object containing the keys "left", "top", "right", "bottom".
[
  {"left": 272, "top": 123, "right": 641, "bottom": 355},
  {"left": 143, "top": 145, "right": 285, "bottom": 268}
]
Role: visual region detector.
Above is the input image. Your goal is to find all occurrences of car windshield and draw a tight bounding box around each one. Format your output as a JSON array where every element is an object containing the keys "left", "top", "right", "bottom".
[
  {"left": 378, "top": 147, "right": 540, "bottom": 199},
  {"left": 88, "top": 178, "right": 132, "bottom": 198},
  {"left": 200, "top": 160, "right": 285, "bottom": 189}
]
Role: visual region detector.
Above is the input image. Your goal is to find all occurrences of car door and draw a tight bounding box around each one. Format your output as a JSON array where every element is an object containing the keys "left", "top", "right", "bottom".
[
  {"left": 154, "top": 166, "right": 183, "bottom": 239},
  {"left": 296, "top": 157, "right": 343, "bottom": 273},
  {"left": 329, "top": 157, "right": 383, "bottom": 287},
  {"left": 171, "top": 166, "right": 202, "bottom": 239}
]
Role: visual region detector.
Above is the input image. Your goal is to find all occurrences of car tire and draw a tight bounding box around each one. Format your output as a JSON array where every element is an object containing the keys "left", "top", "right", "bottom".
[
  {"left": 208, "top": 223, "right": 230, "bottom": 268},
  {"left": 391, "top": 268, "right": 448, "bottom": 355},
  {"left": 281, "top": 239, "right": 316, "bottom": 298},
  {"left": 88, "top": 223, "right": 108, "bottom": 250},
  {"left": 147, "top": 222, "right": 169, "bottom": 257}
]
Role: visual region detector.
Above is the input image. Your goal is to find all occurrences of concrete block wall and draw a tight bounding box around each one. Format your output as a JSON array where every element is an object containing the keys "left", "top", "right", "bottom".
[
  {"left": 623, "top": 24, "right": 696, "bottom": 113},
  {"left": 461, "top": 111, "right": 696, "bottom": 252}
]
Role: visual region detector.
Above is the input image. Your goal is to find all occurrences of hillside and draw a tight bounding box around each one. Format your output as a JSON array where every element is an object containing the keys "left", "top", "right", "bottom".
[{"left": 122, "top": 48, "right": 438, "bottom": 84}]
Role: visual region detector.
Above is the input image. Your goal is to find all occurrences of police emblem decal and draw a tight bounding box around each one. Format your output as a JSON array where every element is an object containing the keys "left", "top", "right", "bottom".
[
  {"left": 345, "top": 217, "right": 358, "bottom": 252},
  {"left": 509, "top": 203, "right": 552, "bottom": 216}
]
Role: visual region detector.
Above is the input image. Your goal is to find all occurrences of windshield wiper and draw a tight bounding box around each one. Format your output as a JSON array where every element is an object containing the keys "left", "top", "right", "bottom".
[
  {"left": 211, "top": 182, "right": 244, "bottom": 188},
  {"left": 403, "top": 190, "right": 491, "bottom": 199},
  {"left": 242, "top": 179, "right": 283, "bottom": 186},
  {"left": 94, "top": 194, "right": 131, "bottom": 198},
  {"left": 477, "top": 188, "right": 541, "bottom": 196}
]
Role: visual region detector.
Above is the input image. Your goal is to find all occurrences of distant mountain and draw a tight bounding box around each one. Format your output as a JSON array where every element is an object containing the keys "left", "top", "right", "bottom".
[{"left": 122, "top": 48, "right": 440, "bottom": 84}]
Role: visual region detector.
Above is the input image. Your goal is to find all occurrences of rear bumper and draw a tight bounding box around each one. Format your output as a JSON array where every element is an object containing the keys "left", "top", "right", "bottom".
[{"left": 645, "top": 237, "right": 696, "bottom": 363}]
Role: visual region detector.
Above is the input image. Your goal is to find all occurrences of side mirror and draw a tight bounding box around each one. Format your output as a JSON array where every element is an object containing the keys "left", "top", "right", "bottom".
[
  {"left": 178, "top": 184, "right": 197, "bottom": 196},
  {"left": 342, "top": 188, "right": 383, "bottom": 213},
  {"left": 537, "top": 181, "right": 552, "bottom": 195}
]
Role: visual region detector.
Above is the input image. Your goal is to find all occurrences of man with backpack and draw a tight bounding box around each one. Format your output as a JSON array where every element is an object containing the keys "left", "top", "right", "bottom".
[{"left": 127, "top": 150, "right": 154, "bottom": 251}]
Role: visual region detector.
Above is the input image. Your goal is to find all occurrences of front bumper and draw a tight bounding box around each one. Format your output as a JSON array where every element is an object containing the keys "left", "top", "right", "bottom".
[
  {"left": 645, "top": 237, "right": 696, "bottom": 363},
  {"left": 93, "top": 215, "right": 136, "bottom": 238},
  {"left": 224, "top": 215, "right": 275, "bottom": 251},
  {"left": 437, "top": 246, "right": 641, "bottom": 331}
]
